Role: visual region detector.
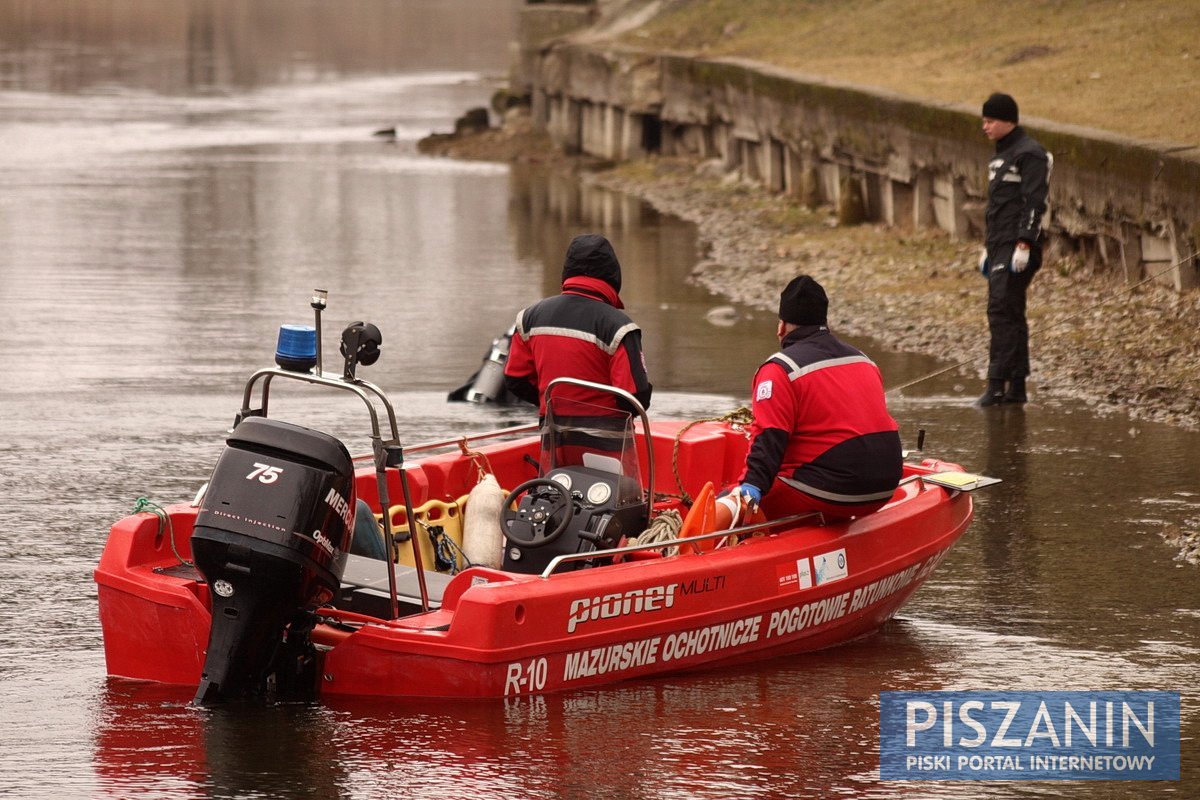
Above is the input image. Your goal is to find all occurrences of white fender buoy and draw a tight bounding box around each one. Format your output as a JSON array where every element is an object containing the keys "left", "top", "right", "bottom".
[{"left": 463, "top": 474, "right": 505, "bottom": 568}]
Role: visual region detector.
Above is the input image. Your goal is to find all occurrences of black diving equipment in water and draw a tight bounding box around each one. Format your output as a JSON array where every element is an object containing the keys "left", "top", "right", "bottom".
[{"left": 447, "top": 325, "right": 515, "bottom": 404}]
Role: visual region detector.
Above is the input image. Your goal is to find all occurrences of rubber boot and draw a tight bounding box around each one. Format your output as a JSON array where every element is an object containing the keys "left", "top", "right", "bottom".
[
  {"left": 1003, "top": 376, "right": 1027, "bottom": 404},
  {"left": 975, "top": 378, "right": 1006, "bottom": 407}
]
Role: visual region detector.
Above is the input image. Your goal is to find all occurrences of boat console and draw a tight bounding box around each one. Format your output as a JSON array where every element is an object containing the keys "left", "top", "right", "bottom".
[
  {"left": 500, "top": 463, "right": 647, "bottom": 574},
  {"left": 499, "top": 385, "right": 653, "bottom": 575}
]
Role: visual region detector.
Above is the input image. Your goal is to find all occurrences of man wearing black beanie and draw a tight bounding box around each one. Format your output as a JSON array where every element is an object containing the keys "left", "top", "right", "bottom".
[
  {"left": 977, "top": 92, "right": 1052, "bottom": 406},
  {"left": 725, "top": 275, "right": 902, "bottom": 522}
]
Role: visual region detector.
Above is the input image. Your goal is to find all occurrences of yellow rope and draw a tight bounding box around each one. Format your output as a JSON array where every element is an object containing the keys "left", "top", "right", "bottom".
[{"left": 668, "top": 406, "right": 754, "bottom": 505}]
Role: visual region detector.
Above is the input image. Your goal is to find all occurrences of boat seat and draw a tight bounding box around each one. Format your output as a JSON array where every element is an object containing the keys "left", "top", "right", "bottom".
[{"left": 337, "top": 553, "right": 454, "bottom": 618}]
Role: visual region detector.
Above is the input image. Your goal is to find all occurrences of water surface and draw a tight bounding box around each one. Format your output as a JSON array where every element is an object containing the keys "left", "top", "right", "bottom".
[{"left": 0, "top": 2, "right": 1196, "bottom": 798}]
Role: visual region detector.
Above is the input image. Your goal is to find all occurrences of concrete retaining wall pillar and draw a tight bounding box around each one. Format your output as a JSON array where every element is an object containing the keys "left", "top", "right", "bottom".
[
  {"left": 620, "top": 113, "right": 646, "bottom": 160},
  {"left": 523, "top": 38, "right": 1200, "bottom": 292}
]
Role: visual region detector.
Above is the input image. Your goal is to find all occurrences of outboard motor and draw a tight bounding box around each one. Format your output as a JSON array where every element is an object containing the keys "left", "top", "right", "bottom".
[{"left": 190, "top": 416, "right": 355, "bottom": 705}]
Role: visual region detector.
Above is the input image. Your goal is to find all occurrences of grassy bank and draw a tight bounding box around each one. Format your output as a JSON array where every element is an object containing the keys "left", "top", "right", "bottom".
[{"left": 615, "top": 0, "right": 1199, "bottom": 146}]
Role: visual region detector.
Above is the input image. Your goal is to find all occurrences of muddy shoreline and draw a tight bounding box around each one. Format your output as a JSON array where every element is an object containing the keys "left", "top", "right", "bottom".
[{"left": 422, "top": 115, "right": 1199, "bottom": 431}]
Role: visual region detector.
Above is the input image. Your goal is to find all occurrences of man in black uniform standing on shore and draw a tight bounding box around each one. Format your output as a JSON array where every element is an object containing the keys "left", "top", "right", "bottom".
[{"left": 977, "top": 92, "right": 1051, "bottom": 406}]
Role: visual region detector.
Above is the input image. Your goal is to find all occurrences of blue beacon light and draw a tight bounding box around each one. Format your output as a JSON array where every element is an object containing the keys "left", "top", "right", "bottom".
[{"left": 275, "top": 324, "right": 318, "bottom": 372}]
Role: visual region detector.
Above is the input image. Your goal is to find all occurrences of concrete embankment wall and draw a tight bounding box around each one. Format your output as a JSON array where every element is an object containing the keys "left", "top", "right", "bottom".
[{"left": 512, "top": 10, "right": 1200, "bottom": 292}]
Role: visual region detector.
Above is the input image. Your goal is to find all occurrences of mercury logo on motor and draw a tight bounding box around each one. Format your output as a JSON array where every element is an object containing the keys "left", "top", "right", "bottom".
[{"left": 324, "top": 487, "right": 353, "bottom": 529}]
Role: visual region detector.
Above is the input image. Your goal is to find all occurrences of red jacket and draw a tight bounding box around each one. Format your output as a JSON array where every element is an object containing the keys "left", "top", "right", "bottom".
[
  {"left": 503, "top": 276, "right": 652, "bottom": 417},
  {"left": 740, "top": 326, "right": 901, "bottom": 506}
]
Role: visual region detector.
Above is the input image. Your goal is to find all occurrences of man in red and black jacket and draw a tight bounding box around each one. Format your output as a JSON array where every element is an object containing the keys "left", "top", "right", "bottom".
[
  {"left": 731, "top": 275, "right": 902, "bottom": 521},
  {"left": 503, "top": 234, "right": 652, "bottom": 421}
]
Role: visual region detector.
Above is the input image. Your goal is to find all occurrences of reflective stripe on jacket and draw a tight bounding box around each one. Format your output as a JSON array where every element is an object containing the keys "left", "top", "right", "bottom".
[
  {"left": 985, "top": 126, "right": 1051, "bottom": 249},
  {"left": 503, "top": 277, "right": 651, "bottom": 417},
  {"left": 739, "top": 325, "right": 901, "bottom": 505}
]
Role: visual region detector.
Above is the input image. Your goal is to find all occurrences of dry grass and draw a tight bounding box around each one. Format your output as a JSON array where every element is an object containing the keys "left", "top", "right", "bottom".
[{"left": 620, "top": 0, "right": 1200, "bottom": 145}]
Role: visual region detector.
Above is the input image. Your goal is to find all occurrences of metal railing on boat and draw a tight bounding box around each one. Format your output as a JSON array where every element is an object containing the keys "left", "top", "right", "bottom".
[
  {"left": 235, "top": 364, "right": 433, "bottom": 619},
  {"left": 538, "top": 511, "right": 821, "bottom": 578},
  {"left": 351, "top": 422, "right": 540, "bottom": 464}
]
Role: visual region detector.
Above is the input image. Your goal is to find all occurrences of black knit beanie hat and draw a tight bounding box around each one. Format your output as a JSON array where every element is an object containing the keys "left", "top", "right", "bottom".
[
  {"left": 778, "top": 275, "right": 828, "bottom": 326},
  {"left": 562, "top": 234, "right": 622, "bottom": 292},
  {"left": 982, "top": 92, "right": 1019, "bottom": 123}
]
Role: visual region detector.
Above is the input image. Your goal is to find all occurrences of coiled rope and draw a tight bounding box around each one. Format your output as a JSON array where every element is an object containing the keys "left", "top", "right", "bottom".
[
  {"left": 132, "top": 496, "right": 192, "bottom": 567},
  {"left": 628, "top": 508, "right": 683, "bottom": 556},
  {"left": 666, "top": 406, "right": 755, "bottom": 505}
]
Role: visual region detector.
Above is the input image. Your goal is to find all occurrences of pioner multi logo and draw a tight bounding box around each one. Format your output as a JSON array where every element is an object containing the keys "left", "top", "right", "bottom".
[
  {"left": 880, "top": 691, "right": 1180, "bottom": 780},
  {"left": 566, "top": 584, "right": 677, "bottom": 634}
]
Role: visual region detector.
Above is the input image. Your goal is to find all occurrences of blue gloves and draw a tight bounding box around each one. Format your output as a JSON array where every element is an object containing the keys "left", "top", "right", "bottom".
[{"left": 736, "top": 483, "right": 762, "bottom": 508}]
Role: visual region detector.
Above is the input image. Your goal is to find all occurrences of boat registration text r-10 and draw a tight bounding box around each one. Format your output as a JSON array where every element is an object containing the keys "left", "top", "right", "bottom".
[{"left": 501, "top": 553, "right": 955, "bottom": 695}]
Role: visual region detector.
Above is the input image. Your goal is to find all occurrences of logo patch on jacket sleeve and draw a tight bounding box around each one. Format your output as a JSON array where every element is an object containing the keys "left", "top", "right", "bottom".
[{"left": 756, "top": 380, "right": 773, "bottom": 401}]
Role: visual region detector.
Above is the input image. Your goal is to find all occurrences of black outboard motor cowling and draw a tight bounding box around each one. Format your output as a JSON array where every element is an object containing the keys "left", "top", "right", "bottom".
[{"left": 190, "top": 417, "right": 355, "bottom": 705}]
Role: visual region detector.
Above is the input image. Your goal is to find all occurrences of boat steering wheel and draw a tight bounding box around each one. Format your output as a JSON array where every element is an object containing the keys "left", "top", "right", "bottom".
[{"left": 501, "top": 478, "right": 574, "bottom": 548}]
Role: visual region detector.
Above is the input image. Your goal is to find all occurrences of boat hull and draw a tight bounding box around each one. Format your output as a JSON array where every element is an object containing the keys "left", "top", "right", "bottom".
[
  {"left": 319, "top": 473, "right": 968, "bottom": 698},
  {"left": 95, "top": 421, "right": 973, "bottom": 699}
]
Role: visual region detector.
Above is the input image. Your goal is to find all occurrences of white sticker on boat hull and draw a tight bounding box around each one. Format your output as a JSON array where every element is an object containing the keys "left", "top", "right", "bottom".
[
  {"left": 813, "top": 548, "right": 848, "bottom": 585},
  {"left": 797, "top": 557, "right": 812, "bottom": 589}
]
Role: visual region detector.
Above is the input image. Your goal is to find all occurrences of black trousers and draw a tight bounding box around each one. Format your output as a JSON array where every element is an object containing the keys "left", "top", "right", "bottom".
[{"left": 985, "top": 241, "right": 1041, "bottom": 380}]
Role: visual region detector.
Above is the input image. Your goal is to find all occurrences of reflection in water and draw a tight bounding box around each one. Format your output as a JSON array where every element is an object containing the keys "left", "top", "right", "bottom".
[
  {"left": 89, "top": 610, "right": 1195, "bottom": 799},
  {"left": 0, "top": 0, "right": 517, "bottom": 93},
  {"left": 95, "top": 682, "right": 350, "bottom": 800},
  {"left": 308, "top": 627, "right": 943, "bottom": 800},
  {"left": 978, "top": 407, "right": 1032, "bottom": 603},
  {"left": 92, "top": 682, "right": 208, "bottom": 798},
  {"left": 200, "top": 705, "right": 349, "bottom": 800}
]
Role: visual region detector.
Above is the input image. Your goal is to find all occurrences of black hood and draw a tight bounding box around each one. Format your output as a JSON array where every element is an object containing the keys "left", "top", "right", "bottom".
[{"left": 561, "top": 234, "right": 621, "bottom": 292}]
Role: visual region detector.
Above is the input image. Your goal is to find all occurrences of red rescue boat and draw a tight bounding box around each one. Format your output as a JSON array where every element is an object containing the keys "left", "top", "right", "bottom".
[{"left": 95, "top": 294, "right": 992, "bottom": 704}]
